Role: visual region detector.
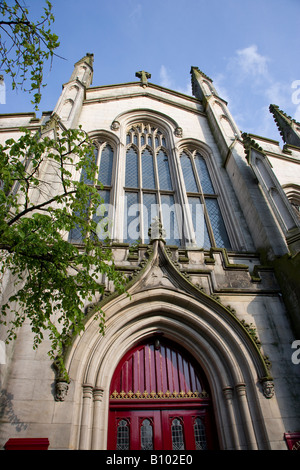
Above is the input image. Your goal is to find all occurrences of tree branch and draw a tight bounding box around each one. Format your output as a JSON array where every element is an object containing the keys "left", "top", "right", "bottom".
[{"left": 7, "top": 189, "right": 77, "bottom": 226}]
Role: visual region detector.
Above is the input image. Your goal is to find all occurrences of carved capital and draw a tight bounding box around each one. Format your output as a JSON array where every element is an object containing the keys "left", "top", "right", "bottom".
[
  {"left": 223, "top": 386, "right": 234, "bottom": 400},
  {"left": 82, "top": 383, "right": 94, "bottom": 399},
  {"left": 235, "top": 383, "right": 247, "bottom": 397},
  {"left": 93, "top": 388, "right": 104, "bottom": 401}
]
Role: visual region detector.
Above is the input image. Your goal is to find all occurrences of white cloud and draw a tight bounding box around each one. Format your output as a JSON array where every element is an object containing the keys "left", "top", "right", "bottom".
[
  {"left": 129, "top": 3, "right": 142, "bottom": 21},
  {"left": 160, "top": 65, "right": 173, "bottom": 89},
  {"left": 227, "top": 44, "right": 288, "bottom": 106},
  {"left": 212, "top": 73, "right": 230, "bottom": 102},
  {"left": 217, "top": 44, "right": 299, "bottom": 136},
  {"left": 294, "top": 105, "right": 300, "bottom": 123},
  {"left": 233, "top": 44, "right": 270, "bottom": 81}
]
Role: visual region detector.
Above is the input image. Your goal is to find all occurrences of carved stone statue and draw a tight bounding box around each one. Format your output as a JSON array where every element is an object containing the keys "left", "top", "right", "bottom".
[{"left": 55, "top": 381, "right": 69, "bottom": 401}]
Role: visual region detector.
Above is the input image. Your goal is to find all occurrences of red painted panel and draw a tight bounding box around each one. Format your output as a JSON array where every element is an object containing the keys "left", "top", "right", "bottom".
[
  {"left": 284, "top": 432, "right": 300, "bottom": 450},
  {"left": 108, "top": 407, "right": 217, "bottom": 450},
  {"left": 4, "top": 438, "right": 49, "bottom": 450},
  {"left": 108, "top": 337, "right": 218, "bottom": 450},
  {"left": 110, "top": 337, "right": 208, "bottom": 396}
]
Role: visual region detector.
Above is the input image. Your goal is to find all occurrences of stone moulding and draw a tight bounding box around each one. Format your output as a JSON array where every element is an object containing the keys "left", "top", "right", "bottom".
[{"left": 242, "top": 132, "right": 266, "bottom": 163}]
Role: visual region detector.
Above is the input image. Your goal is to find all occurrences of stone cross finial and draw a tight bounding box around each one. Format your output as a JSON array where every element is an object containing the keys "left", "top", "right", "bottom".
[{"left": 136, "top": 70, "right": 151, "bottom": 87}]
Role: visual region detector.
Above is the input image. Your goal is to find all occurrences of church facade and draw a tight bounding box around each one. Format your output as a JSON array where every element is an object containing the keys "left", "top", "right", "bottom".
[{"left": 0, "top": 54, "right": 300, "bottom": 450}]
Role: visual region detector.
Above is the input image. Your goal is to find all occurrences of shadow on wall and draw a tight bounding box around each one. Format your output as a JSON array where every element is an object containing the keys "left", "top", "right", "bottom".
[{"left": 0, "top": 389, "right": 28, "bottom": 433}]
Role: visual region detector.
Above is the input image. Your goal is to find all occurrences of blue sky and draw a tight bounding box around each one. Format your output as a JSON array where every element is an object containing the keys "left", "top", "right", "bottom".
[{"left": 1, "top": 0, "right": 300, "bottom": 142}]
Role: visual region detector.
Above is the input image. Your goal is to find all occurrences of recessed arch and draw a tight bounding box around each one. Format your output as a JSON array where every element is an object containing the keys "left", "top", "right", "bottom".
[
  {"left": 64, "top": 280, "right": 272, "bottom": 450},
  {"left": 88, "top": 128, "right": 120, "bottom": 148},
  {"left": 113, "top": 108, "right": 180, "bottom": 140},
  {"left": 107, "top": 335, "right": 218, "bottom": 450},
  {"left": 177, "top": 137, "right": 215, "bottom": 160}
]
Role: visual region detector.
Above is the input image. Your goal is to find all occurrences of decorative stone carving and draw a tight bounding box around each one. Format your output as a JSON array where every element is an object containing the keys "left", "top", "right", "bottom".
[
  {"left": 148, "top": 217, "right": 166, "bottom": 242},
  {"left": 110, "top": 389, "right": 209, "bottom": 399},
  {"left": 55, "top": 381, "right": 69, "bottom": 401},
  {"left": 135, "top": 70, "right": 151, "bottom": 87},
  {"left": 111, "top": 120, "right": 120, "bottom": 131},
  {"left": 175, "top": 127, "right": 183, "bottom": 138},
  {"left": 93, "top": 388, "right": 104, "bottom": 401},
  {"left": 262, "top": 380, "right": 275, "bottom": 399}
]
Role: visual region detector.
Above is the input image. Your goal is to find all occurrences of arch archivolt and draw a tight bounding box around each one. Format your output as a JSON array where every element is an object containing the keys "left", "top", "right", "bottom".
[
  {"left": 65, "top": 286, "right": 271, "bottom": 450},
  {"left": 112, "top": 108, "right": 180, "bottom": 140}
]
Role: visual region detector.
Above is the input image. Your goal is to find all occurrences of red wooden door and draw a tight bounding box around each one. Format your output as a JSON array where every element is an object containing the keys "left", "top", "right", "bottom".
[
  {"left": 108, "top": 407, "right": 213, "bottom": 450},
  {"left": 108, "top": 337, "right": 218, "bottom": 450},
  {"left": 161, "top": 409, "right": 213, "bottom": 450}
]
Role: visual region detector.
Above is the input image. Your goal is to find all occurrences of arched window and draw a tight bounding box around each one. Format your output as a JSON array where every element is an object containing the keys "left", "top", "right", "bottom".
[
  {"left": 194, "top": 417, "right": 207, "bottom": 450},
  {"left": 116, "top": 419, "right": 130, "bottom": 450},
  {"left": 283, "top": 184, "right": 300, "bottom": 220},
  {"left": 140, "top": 419, "right": 154, "bottom": 450},
  {"left": 69, "top": 141, "right": 114, "bottom": 243},
  {"left": 124, "top": 123, "right": 180, "bottom": 245},
  {"left": 180, "top": 150, "right": 231, "bottom": 249},
  {"left": 171, "top": 418, "right": 185, "bottom": 450}
]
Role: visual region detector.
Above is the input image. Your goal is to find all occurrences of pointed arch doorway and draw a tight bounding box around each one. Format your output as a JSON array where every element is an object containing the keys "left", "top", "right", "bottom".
[{"left": 107, "top": 336, "right": 219, "bottom": 450}]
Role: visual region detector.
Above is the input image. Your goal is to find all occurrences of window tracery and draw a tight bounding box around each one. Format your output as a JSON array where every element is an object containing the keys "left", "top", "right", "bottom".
[
  {"left": 124, "top": 123, "right": 180, "bottom": 245},
  {"left": 116, "top": 419, "right": 130, "bottom": 450},
  {"left": 70, "top": 125, "right": 233, "bottom": 250},
  {"left": 180, "top": 149, "right": 231, "bottom": 249},
  {"left": 283, "top": 184, "right": 300, "bottom": 219},
  {"left": 69, "top": 140, "right": 114, "bottom": 243},
  {"left": 193, "top": 417, "right": 207, "bottom": 450},
  {"left": 171, "top": 418, "right": 185, "bottom": 450},
  {"left": 140, "top": 419, "right": 154, "bottom": 450}
]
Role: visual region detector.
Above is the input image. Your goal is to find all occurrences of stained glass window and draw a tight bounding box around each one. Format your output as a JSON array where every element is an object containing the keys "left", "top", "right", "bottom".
[
  {"left": 80, "top": 145, "right": 97, "bottom": 185},
  {"left": 180, "top": 152, "right": 198, "bottom": 193},
  {"left": 125, "top": 123, "right": 179, "bottom": 245},
  {"left": 98, "top": 144, "right": 113, "bottom": 186},
  {"left": 69, "top": 141, "right": 114, "bottom": 243},
  {"left": 194, "top": 153, "right": 214, "bottom": 194},
  {"left": 142, "top": 149, "right": 156, "bottom": 189},
  {"left": 180, "top": 150, "right": 231, "bottom": 249},
  {"left": 140, "top": 419, "right": 153, "bottom": 450},
  {"left": 124, "top": 191, "right": 140, "bottom": 243},
  {"left": 92, "top": 189, "right": 111, "bottom": 241},
  {"left": 125, "top": 147, "right": 138, "bottom": 188},
  {"left": 171, "top": 418, "right": 185, "bottom": 450},
  {"left": 205, "top": 198, "right": 230, "bottom": 249},
  {"left": 143, "top": 193, "right": 158, "bottom": 244},
  {"left": 194, "top": 417, "right": 207, "bottom": 450},
  {"left": 161, "top": 194, "right": 181, "bottom": 245},
  {"left": 157, "top": 150, "right": 172, "bottom": 191},
  {"left": 188, "top": 196, "right": 211, "bottom": 248},
  {"left": 116, "top": 419, "right": 130, "bottom": 450}
]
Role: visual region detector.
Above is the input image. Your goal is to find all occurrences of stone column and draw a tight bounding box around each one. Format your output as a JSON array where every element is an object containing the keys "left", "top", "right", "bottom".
[
  {"left": 223, "top": 386, "right": 240, "bottom": 449},
  {"left": 91, "top": 388, "right": 104, "bottom": 450},
  {"left": 235, "top": 383, "right": 258, "bottom": 450},
  {"left": 79, "top": 384, "right": 93, "bottom": 450}
]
